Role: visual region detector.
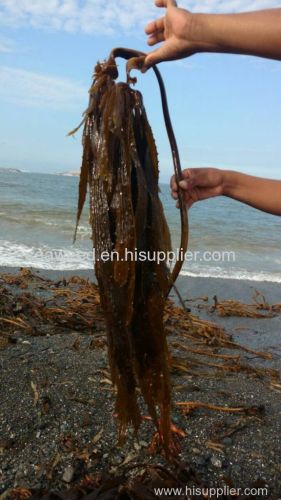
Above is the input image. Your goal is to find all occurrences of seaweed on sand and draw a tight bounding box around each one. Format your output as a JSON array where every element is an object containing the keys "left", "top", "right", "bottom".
[{"left": 70, "top": 49, "right": 188, "bottom": 455}]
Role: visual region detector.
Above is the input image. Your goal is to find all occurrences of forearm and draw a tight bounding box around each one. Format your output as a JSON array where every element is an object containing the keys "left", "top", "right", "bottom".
[
  {"left": 192, "top": 9, "right": 281, "bottom": 60},
  {"left": 222, "top": 171, "right": 281, "bottom": 216}
]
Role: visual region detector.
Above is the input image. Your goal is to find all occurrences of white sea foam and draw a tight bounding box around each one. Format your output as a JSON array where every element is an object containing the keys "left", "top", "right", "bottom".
[
  {"left": 180, "top": 269, "right": 281, "bottom": 283},
  {"left": 0, "top": 241, "right": 93, "bottom": 270},
  {"left": 0, "top": 240, "right": 280, "bottom": 282}
]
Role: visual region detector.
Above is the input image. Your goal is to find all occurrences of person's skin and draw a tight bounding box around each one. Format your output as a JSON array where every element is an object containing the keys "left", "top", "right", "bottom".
[
  {"left": 144, "top": 0, "right": 281, "bottom": 68},
  {"left": 144, "top": 0, "right": 281, "bottom": 216},
  {"left": 170, "top": 169, "right": 281, "bottom": 216}
]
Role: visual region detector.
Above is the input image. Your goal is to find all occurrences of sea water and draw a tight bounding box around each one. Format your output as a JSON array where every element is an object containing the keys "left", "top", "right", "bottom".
[{"left": 0, "top": 170, "right": 280, "bottom": 282}]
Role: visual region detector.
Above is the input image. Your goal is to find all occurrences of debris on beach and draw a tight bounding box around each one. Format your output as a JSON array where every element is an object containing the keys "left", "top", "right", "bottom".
[
  {"left": 209, "top": 291, "right": 281, "bottom": 318},
  {"left": 0, "top": 456, "right": 270, "bottom": 500},
  {"left": 0, "top": 269, "right": 279, "bottom": 384},
  {"left": 210, "top": 296, "right": 271, "bottom": 318}
]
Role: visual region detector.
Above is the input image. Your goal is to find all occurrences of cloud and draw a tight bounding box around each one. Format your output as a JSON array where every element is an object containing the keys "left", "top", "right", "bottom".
[
  {"left": 0, "top": 0, "right": 155, "bottom": 35},
  {"left": 0, "top": 34, "right": 15, "bottom": 52},
  {"left": 0, "top": 66, "right": 87, "bottom": 109},
  {"left": 183, "top": 0, "right": 281, "bottom": 14},
  {"left": 0, "top": 0, "right": 279, "bottom": 36}
]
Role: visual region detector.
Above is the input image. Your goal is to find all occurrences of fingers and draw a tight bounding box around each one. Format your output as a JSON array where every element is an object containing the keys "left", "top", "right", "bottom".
[
  {"left": 170, "top": 169, "right": 191, "bottom": 190},
  {"left": 176, "top": 199, "right": 191, "bottom": 209},
  {"left": 170, "top": 171, "right": 190, "bottom": 198},
  {"left": 176, "top": 188, "right": 197, "bottom": 209},
  {"left": 144, "top": 17, "right": 165, "bottom": 58},
  {"left": 145, "top": 17, "right": 164, "bottom": 35},
  {"left": 179, "top": 178, "right": 194, "bottom": 190},
  {"left": 176, "top": 198, "right": 194, "bottom": 210},
  {"left": 170, "top": 169, "right": 196, "bottom": 208},
  {"left": 143, "top": 48, "right": 164, "bottom": 71},
  {"left": 171, "top": 168, "right": 223, "bottom": 209},
  {"left": 155, "top": 0, "right": 177, "bottom": 7},
  {"left": 184, "top": 167, "right": 214, "bottom": 188},
  {"left": 172, "top": 190, "right": 178, "bottom": 200},
  {"left": 147, "top": 31, "right": 165, "bottom": 46}
]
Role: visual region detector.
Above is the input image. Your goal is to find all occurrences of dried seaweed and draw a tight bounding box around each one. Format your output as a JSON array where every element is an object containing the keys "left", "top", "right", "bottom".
[
  {"left": 210, "top": 294, "right": 281, "bottom": 318},
  {"left": 1, "top": 269, "right": 279, "bottom": 387},
  {"left": 176, "top": 401, "right": 264, "bottom": 415}
]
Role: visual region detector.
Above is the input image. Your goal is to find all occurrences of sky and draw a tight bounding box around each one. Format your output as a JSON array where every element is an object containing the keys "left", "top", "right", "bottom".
[{"left": 0, "top": 0, "right": 281, "bottom": 183}]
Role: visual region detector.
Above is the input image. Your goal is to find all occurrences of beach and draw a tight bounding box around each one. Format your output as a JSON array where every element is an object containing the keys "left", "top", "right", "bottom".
[
  {"left": 175, "top": 275, "right": 281, "bottom": 368},
  {"left": 1, "top": 267, "right": 280, "bottom": 498},
  {"left": 1, "top": 0, "right": 281, "bottom": 497},
  {"left": 1, "top": 168, "right": 281, "bottom": 498}
]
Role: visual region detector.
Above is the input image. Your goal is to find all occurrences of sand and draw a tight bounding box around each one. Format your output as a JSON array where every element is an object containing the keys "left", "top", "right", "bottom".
[{"left": 0, "top": 267, "right": 280, "bottom": 498}]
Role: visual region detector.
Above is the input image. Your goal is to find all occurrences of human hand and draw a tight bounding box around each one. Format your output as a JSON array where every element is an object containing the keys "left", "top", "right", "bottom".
[
  {"left": 144, "top": 0, "right": 197, "bottom": 70},
  {"left": 144, "top": 4, "right": 281, "bottom": 71},
  {"left": 170, "top": 168, "right": 225, "bottom": 209}
]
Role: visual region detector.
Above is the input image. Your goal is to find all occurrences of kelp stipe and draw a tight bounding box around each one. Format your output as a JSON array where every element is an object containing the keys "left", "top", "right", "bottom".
[{"left": 71, "top": 49, "right": 188, "bottom": 456}]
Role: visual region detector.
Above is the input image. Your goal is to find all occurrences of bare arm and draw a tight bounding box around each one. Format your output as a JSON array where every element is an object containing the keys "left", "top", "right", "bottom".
[
  {"left": 144, "top": 0, "right": 281, "bottom": 68},
  {"left": 171, "top": 168, "right": 281, "bottom": 216},
  {"left": 223, "top": 171, "right": 281, "bottom": 216}
]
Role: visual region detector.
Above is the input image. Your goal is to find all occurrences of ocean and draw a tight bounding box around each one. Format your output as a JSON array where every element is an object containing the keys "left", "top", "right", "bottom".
[{"left": 0, "top": 170, "right": 280, "bottom": 282}]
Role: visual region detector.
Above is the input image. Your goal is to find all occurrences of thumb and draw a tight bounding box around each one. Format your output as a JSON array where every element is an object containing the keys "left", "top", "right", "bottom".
[{"left": 142, "top": 49, "right": 163, "bottom": 72}]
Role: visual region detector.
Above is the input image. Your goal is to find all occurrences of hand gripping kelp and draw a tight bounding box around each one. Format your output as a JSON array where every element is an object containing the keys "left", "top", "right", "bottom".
[{"left": 70, "top": 48, "right": 188, "bottom": 455}]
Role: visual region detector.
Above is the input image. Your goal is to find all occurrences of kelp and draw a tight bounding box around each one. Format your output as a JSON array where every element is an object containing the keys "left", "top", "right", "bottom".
[
  {"left": 70, "top": 49, "right": 188, "bottom": 455},
  {"left": 210, "top": 295, "right": 274, "bottom": 318}
]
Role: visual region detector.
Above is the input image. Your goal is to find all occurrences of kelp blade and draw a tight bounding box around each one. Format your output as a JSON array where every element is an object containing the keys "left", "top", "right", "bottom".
[{"left": 75, "top": 54, "right": 174, "bottom": 454}]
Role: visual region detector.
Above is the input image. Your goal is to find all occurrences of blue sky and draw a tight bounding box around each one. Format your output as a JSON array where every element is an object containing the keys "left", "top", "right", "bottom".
[{"left": 0, "top": 0, "right": 281, "bottom": 183}]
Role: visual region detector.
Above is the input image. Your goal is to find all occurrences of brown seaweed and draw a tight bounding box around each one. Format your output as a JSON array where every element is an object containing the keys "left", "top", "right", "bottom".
[
  {"left": 71, "top": 49, "right": 188, "bottom": 455},
  {"left": 210, "top": 295, "right": 274, "bottom": 318}
]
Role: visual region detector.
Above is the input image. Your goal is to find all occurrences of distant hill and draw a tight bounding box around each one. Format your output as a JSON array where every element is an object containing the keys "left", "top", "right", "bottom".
[
  {"left": 0, "top": 167, "right": 22, "bottom": 173},
  {"left": 57, "top": 170, "right": 80, "bottom": 177}
]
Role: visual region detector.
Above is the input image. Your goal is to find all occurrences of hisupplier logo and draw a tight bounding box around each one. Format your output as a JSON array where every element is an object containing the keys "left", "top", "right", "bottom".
[
  {"left": 32, "top": 248, "right": 236, "bottom": 265},
  {"left": 153, "top": 485, "right": 269, "bottom": 498},
  {"left": 93, "top": 248, "right": 236, "bottom": 264}
]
